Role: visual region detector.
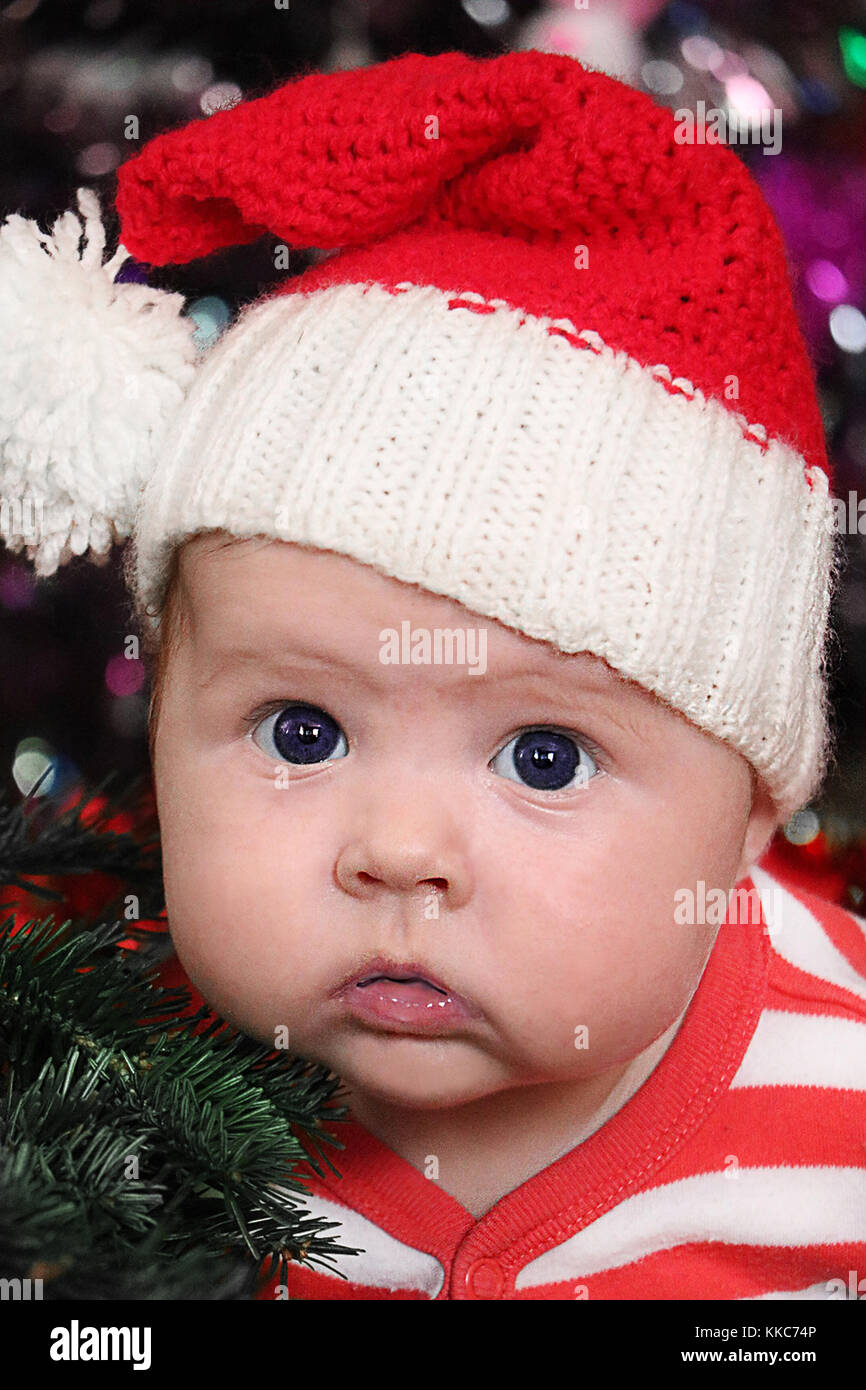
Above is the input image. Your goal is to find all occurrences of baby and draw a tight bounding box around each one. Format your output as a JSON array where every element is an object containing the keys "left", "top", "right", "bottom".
[
  {"left": 5, "top": 48, "right": 866, "bottom": 1300},
  {"left": 147, "top": 531, "right": 776, "bottom": 1218}
]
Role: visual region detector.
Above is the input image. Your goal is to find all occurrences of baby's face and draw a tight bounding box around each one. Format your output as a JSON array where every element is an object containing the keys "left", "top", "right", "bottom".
[{"left": 152, "top": 533, "right": 778, "bottom": 1109}]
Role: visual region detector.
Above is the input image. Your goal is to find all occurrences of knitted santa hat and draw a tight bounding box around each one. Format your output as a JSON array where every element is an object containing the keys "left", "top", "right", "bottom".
[{"left": 0, "top": 50, "right": 841, "bottom": 824}]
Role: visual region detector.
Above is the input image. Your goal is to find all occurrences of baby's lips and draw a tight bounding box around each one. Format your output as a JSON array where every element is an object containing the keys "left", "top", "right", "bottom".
[{"left": 330, "top": 953, "right": 485, "bottom": 1020}]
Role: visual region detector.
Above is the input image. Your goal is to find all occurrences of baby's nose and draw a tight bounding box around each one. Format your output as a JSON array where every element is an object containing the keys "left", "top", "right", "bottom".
[{"left": 333, "top": 811, "right": 472, "bottom": 911}]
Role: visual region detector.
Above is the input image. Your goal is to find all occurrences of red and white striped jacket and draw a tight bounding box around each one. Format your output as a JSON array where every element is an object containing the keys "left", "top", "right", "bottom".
[{"left": 257, "top": 864, "right": 866, "bottom": 1300}]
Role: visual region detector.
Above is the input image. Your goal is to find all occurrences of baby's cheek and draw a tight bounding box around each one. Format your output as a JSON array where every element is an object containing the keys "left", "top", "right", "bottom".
[
  {"left": 608, "top": 931, "right": 711, "bottom": 1063},
  {"left": 158, "top": 815, "right": 262, "bottom": 1013},
  {"left": 160, "top": 811, "right": 335, "bottom": 1046}
]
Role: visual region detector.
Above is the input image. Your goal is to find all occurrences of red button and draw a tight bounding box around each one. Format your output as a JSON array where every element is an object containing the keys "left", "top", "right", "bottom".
[{"left": 464, "top": 1258, "right": 505, "bottom": 1299}]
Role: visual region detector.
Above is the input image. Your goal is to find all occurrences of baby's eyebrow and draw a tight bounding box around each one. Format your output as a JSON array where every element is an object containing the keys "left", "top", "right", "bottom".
[{"left": 196, "top": 636, "right": 630, "bottom": 700}]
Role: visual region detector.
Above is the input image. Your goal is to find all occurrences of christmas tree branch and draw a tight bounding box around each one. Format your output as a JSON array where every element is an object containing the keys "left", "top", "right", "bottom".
[
  {"left": 0, "top": 774, "right": 362, "bottom": 1298},
  {"left": 0, "top": 772, "right": 164, "bottom": 916}
]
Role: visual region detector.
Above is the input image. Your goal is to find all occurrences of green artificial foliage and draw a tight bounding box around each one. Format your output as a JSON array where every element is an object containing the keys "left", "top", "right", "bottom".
[{"left": 0, "top": 774, "right": 360, "bottom": 1299}]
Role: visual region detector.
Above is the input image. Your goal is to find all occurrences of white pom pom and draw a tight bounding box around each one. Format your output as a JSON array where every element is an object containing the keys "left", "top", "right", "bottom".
[{"left": 0, "top": 186, "right": 199, "bottom": 575}]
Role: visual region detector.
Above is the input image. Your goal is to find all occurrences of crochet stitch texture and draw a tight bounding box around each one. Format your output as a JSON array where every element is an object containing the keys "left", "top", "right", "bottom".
[{"left": 116, "top": 49, "right": 826, "bottom": 473}]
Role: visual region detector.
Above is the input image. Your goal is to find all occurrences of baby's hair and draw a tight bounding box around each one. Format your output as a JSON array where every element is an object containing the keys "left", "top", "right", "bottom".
[
  {"left": 143, "top": 544, "right": 183, "bottom": 767},
  {"left": 143, "top": 531, "right": 245, "bottom": 764}
]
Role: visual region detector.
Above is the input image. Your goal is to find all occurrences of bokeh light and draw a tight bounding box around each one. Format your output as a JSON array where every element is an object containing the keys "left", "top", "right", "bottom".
[
  {"left": 829, "top": 304, "right": 866, "bottom": 354},
  {"left": 680, "top": 35, "right": 722, "bottom": 71},
  {"left": 200, "top": 82, "right": 242, "bottom": 116},
  {"left": 839, "top": 26, "right": 866, "bottom": 88},
  {"left": 641, "top": 60, "right": 683, "bottom": 95},
  {"left": 462, "top": 0, "right": 510, "bottom": 27},
  {"left": 171, "top": 56, "right": 213, "bottom": 94},
  {"left": 724, "top": 75, "right": 774, "bottom": 119},
  {"left": 105, "top": 652, "right": 145, "bottom": 697},
  {"left": 805, "top": 259, "right": 848, "bottom": 303},
  {"left": 784, "top": 809, "right": 821, "bottom": 845},
  {"left": 76, "top": 141, "right": 120, "bottom": 176},
  {"left": 186, "top": 296, "right": 232, "bottom": 351},
  {"left": 12, "top": 736, "right": 57, "bottom": 797}
]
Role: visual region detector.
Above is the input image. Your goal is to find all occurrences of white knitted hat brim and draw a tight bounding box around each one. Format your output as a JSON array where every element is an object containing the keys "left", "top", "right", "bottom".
[{"left": 130, "top": 280, "right": 840, "bottom": 824}]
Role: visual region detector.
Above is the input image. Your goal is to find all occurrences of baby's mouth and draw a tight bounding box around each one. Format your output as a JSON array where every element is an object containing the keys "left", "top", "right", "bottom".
[
  {"left": 331, "top": 958, "right": 483, "bottom": 1032},
  {"left": 336, "top": 956, "right": 456, "bottom": 997},
  {"left": 357, "top": 973, "right": 447, "bottom": 994}
]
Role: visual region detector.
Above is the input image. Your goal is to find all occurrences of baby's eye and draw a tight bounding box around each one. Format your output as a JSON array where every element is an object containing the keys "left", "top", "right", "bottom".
[
  {"left": 251, "top": 703, "right": 348, "bottom": 765},
  {"left": 490, "top": 728, "right": 598, "bottom": 792}
]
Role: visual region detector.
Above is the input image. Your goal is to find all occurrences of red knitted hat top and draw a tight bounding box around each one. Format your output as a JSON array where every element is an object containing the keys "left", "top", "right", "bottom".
[{"left": 115, "top": 49, "right": 827, "bottom": 479}]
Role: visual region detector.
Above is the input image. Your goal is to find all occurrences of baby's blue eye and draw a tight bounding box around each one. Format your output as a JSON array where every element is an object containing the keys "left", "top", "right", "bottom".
[
  {"left": 490, "top": 728, "right": 596, "bottom": 792},
  {"left": 252, "top": 703, "right": 348, "bottom": 765},
  {"left": 250, "top": 707, "right": 597, "bottom": 791}
]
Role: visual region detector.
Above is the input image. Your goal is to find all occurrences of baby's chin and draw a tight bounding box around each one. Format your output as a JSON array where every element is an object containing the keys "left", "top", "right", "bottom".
[
  {"left": 283, "top": 1023, "right": 518, "bottom": 1110},
  {"left": 295, "top": 1021, "right": 621, "bottom": 1114}
]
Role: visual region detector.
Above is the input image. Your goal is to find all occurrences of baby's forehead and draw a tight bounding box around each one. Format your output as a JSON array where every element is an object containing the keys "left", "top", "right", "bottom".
[{"left": 174, "top": 530, "right": 657, "bottom": 705}]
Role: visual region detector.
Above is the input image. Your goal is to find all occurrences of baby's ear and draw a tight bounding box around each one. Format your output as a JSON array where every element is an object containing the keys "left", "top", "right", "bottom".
[{"left": 737, "top": 771, "right": 780, "bottom": 880}]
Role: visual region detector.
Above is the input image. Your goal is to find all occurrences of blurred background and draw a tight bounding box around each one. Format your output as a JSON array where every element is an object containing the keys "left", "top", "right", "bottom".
[{"left": 1, "top": 0, "right": 866, "bottom": 901}]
